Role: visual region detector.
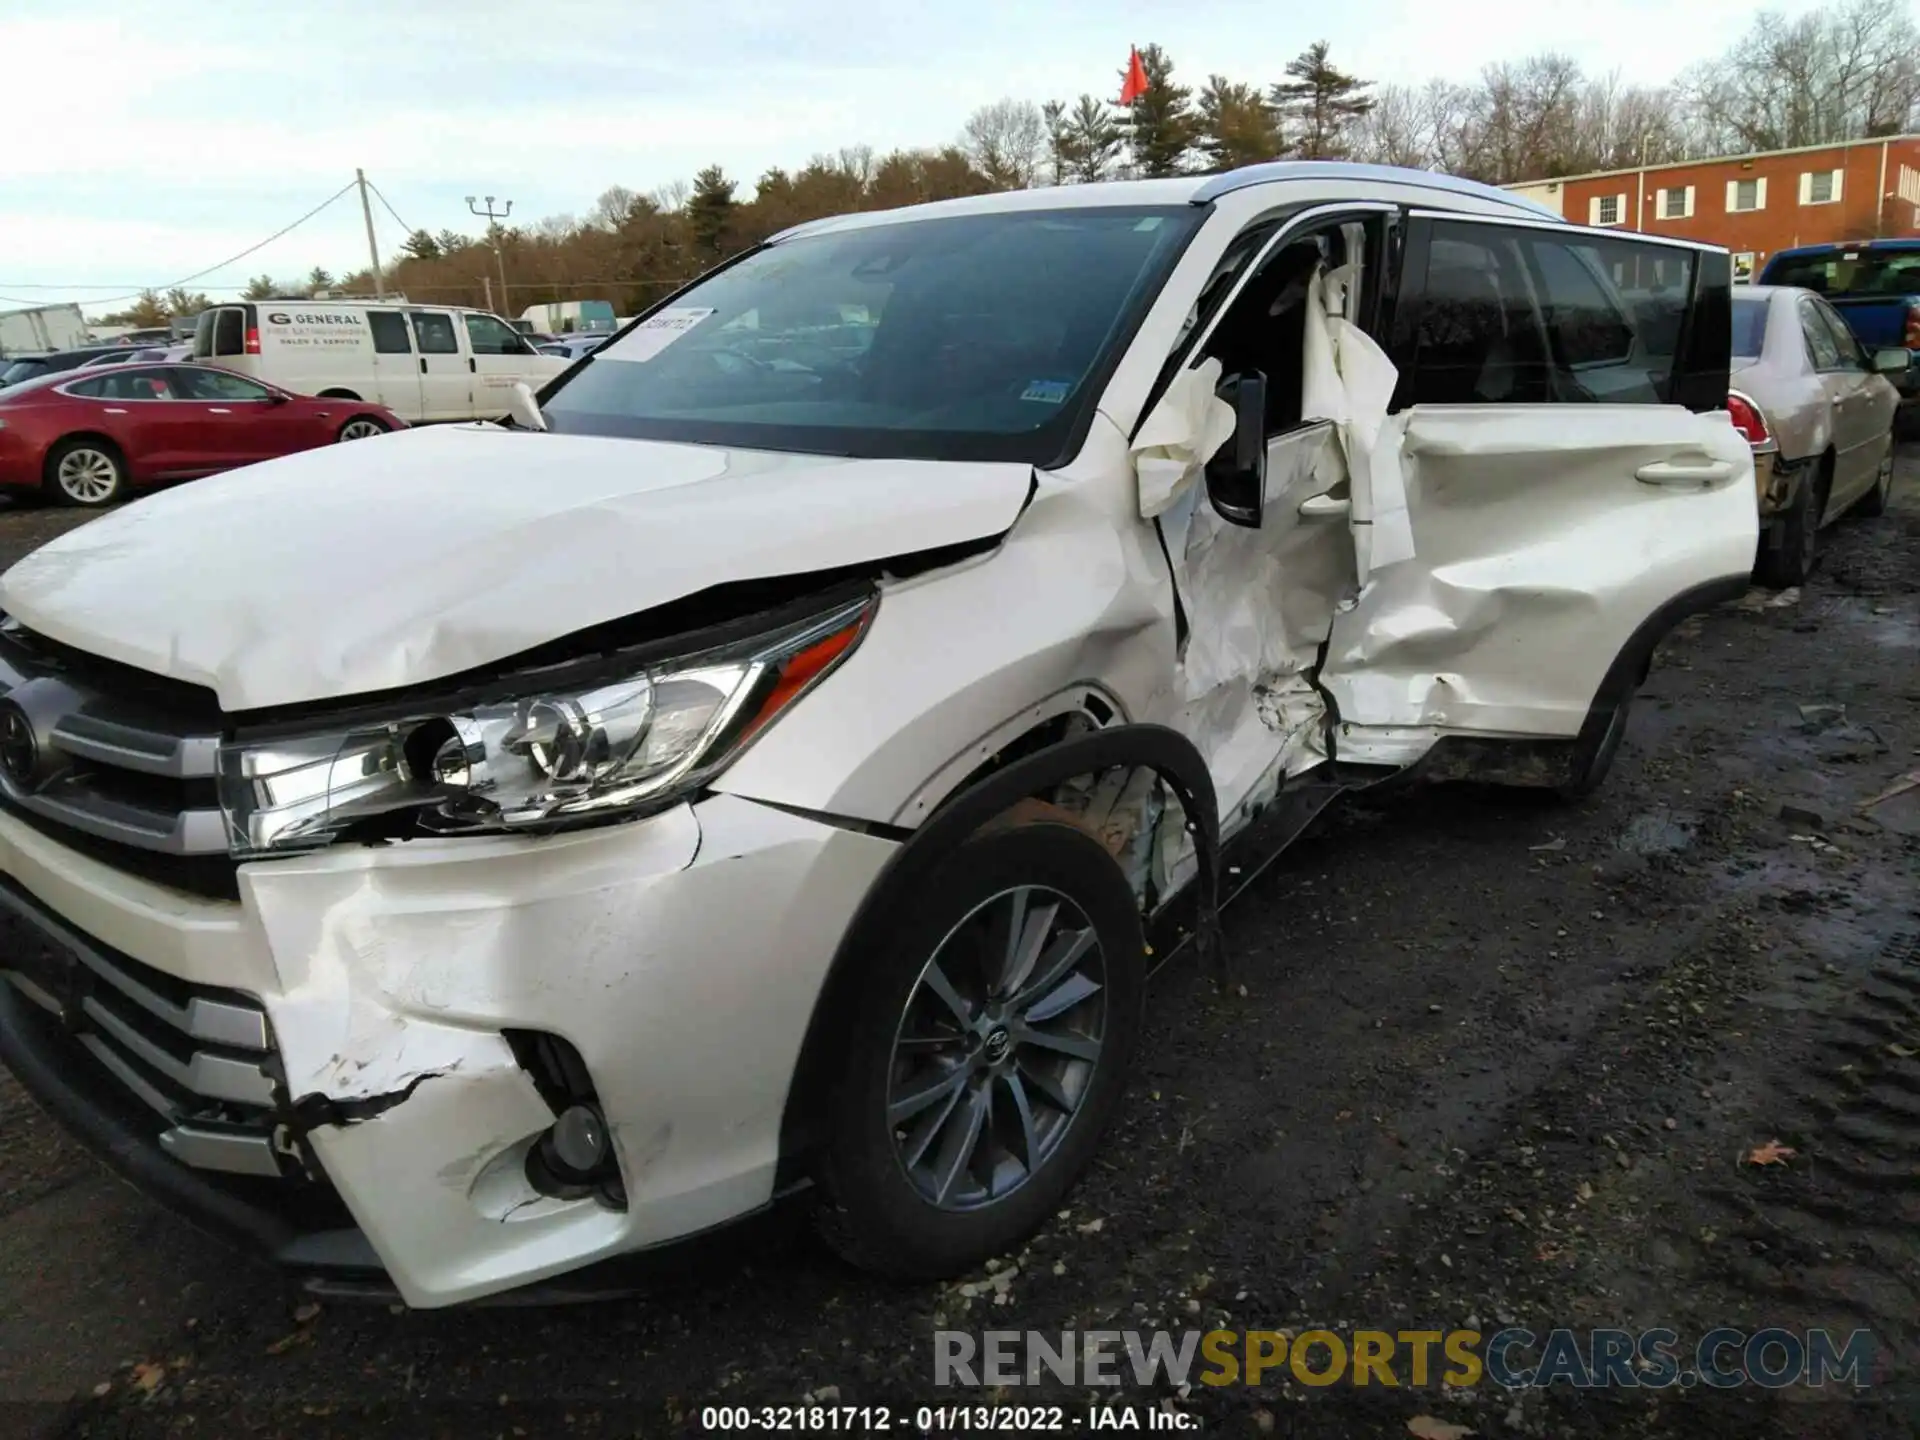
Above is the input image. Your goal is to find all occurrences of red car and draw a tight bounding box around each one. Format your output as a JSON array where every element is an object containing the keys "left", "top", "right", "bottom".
[{"left": 0, "top": 362, "right": 403, "bottom": 507}]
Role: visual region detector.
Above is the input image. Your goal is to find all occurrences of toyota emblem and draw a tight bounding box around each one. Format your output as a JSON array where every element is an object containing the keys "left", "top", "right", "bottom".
[{"left": 0, "top": 703, "right": 36, "bottom": 784}]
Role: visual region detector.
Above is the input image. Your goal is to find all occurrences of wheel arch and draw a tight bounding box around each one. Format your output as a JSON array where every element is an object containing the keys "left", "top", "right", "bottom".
[
  {"left": 43, "top": 432, "right": 128, "bottom": 484},
  {"left": 773, "top": 720, "right": 1221, "bottom": 1186},
  {"left": 316, "top": 387, "right": 363, "bottom": 401}
]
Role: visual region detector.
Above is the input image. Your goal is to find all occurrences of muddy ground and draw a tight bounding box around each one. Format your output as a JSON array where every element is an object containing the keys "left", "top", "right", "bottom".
[{"left": 0, "top": 456, "right": 1917, "bottom": 1440}]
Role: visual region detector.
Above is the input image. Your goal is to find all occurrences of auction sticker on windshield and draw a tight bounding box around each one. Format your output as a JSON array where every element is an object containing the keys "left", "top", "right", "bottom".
[{"left": 606, "top": 307, "right": 716, "bottom": 362}]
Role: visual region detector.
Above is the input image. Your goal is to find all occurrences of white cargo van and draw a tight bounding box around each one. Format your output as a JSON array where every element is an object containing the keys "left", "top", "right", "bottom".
[{"left": 192, "top": 300, "right": 568, "bottom": 423}]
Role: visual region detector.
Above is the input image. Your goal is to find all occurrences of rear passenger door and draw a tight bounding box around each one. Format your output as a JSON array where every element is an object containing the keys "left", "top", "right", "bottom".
[
  {"left": 1319, "top": 215, "right": 1756, "bottom": 756},
  {"left": 1804, "top": 297, "right": 1884, "bottom": 513},
  {"left": 365, "top": 309, "right": 423, "bottom": 421}
]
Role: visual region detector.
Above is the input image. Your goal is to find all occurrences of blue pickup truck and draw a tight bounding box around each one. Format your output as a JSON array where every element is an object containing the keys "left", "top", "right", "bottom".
[{"left": 1758, "top": 239, "right": 1920, "bottom": 430}]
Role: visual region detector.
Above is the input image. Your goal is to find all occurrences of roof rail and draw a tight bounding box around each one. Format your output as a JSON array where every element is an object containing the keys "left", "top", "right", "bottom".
[{"left": 1190, "top": 161, "right": 1561, "bottom": 218}]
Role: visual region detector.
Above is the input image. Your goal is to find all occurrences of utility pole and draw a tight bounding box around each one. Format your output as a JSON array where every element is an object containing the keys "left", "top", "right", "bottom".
[
  {"left": 467, "top": 195, "right": 513, "bottom": 317},
  {"left": 356, "top": 168, "right": 385, "bottom": 300}
]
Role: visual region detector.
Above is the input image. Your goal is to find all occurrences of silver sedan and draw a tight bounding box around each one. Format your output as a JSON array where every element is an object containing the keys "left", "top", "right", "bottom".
[{"left": 1730, "top": 284, "right": 1907, "bottom": 587}]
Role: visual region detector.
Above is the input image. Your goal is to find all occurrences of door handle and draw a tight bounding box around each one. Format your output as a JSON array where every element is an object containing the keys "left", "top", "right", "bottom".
[
  {"left": 207, "top": 407, "right": 232, "bottom": 414},
  {"left": 419, "top": 357, "right": 427, "bottom": 374},
  {"left": 1635, "top": 459, "right": 1735, "bottom": 487},
  {"left": 468, "top": 357, "right": 477, "bottom": 373},
  {"left": 1299, "top": 493, "right": 1351, "bottom": 519}
]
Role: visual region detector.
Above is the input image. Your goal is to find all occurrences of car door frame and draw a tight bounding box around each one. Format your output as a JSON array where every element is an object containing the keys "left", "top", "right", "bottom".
[
  {"left": 1315, "top": 206, "right": 1756, "bottom": 772},
  {"left": 363, "top": 308, "right": 424, "bottom": 421},
  {"left": 75, "top": 366, "right": 207, "bottom": 478},
  {"left": 1806, "top": 294, "right": 1891, "bottom": 515},
  {"left": 461, "top": 310, "right": 544, "bottom": 415}
]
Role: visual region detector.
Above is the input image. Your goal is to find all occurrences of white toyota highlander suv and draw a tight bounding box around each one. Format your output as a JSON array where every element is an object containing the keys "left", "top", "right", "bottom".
[{"left": 0, "top": 162, "right": 1755, "bottom": 1307}]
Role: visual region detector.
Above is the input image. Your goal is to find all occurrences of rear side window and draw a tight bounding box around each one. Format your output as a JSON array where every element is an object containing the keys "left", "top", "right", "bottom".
[
  {"left": 1763, "top": 249, "right": 1920, "bottom": 296},
  {"left": 1799, "top": 303, "right": 1844, "bottom": 369},
  {"left": 63, "top": 376, "right": 107, "bottom": 398},
  {"left": 1395, "top": 221, "right": 1702, "bottom": 408},
  {"left": 1730, "top": 297, "right": 1769, "bottom": 357},
  {"left": 367, "top": 311, "right": 413, "bottom": 354}
]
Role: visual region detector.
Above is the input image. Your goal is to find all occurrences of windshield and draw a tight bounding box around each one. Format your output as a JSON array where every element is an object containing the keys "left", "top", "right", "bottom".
[
  {"left": 540, "top": 206, "right": 1204, "bottom": 464},
  {"left": 1731, "top": 296, "right": 1769, "bottom": 358},
  {"left": 1763, "top": 247, "right": 1920, "bottom": 297}
]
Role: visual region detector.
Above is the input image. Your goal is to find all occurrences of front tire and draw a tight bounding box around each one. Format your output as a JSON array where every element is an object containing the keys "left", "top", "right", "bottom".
[
  {"left": 813, "top": 822, "right": 1145, "bottom": 1279},
  {"left": 44, "top": 438, "right": 127, "bottom": 507},
  {"left": 1853, "top": 438, "right": 1893, "bottom": 518},
  {"left": 336, "top": 416, "right": 391, "bottom": 442}
]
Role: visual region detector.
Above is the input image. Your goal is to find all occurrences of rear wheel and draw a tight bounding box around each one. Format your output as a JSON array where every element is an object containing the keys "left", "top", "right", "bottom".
[
  {"left": 44, "top": 438, "right": 127, "bottom": 507},
  {"left": 1853, "top": 438, "right": 1894, "bottom": 518},
  {"left": 1755, "top": 457, "right": 1826, "bottom": 589},
  {"left": 336, "top": 416, "right": 391, "bottom": 442},
  {"left": 1557, "top": 691, "right": 1633, "bottom": 802},
  {"left": 813, "top": 822, "right": 1144, "bottom": 1279}
]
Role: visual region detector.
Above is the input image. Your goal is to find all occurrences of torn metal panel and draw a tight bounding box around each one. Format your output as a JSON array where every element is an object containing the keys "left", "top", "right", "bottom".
[
  {"left": 1322, "top": 404, "right": 1758, "bottom": 744},
  {"left": 1132, "top": 357, "right": 1237, "bottom": 519}
]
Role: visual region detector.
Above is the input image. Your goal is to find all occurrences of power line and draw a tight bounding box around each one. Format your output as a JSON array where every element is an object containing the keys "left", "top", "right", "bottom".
[
  {"left": 0, "top": 180, "right": 358, "bottom": 307},
  {"left": 366, "top": 178, "right": 415, "bottom": 238}
]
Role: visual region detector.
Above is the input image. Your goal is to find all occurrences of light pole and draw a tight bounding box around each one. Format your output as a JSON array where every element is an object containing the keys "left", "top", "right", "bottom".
[{"left": 466, "top": 195, "right": 513, "bottom": 315}]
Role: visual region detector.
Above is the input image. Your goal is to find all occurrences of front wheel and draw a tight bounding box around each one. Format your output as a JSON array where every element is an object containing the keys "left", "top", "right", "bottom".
[
  {"left": 45, "top": 438, "right": 127, "bottom": 507},
  {"left": 1853, "top": 440, "right": 1893, "bottom": 518},
  {"left": 336, "top": 416, "right": 391, "bottom": 443},
  {"left": 813, "top": 822, "right": 1145, "bottom": 1279}
]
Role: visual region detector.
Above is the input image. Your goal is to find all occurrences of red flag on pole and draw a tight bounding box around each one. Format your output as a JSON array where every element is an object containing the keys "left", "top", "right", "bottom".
[{"left": 1119, "top": 46, "right": 1149, "bottom": 105}]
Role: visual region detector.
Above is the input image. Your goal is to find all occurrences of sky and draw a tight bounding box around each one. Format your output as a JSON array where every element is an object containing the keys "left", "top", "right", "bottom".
[{"left": 0, "top": 0, "right": 1837, "bottom": 316}]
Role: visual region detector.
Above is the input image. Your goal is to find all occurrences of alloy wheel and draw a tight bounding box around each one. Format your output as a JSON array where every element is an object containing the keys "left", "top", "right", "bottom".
[
  {"left": 338, "top": 419, "right": 387, "bottom": 442},
  {"left": 56, "top": 449, "right": 119, "bottom": 504},
  {"left": 887, "top": 885, "right": 1107, "bottom": 1212}
]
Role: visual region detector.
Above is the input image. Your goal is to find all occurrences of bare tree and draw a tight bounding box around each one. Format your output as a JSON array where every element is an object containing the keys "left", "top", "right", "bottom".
[
  {"left": 1685, "top": 0, "right": 1920, "bottom": 152},
  {"left": 590, "top": 186, "right": 640, "bottom": 229},
  {"left": 1349, "top": 83, "right": 1437, "bottom": 169},
  {"left": 963, "top": 98, "right": 1049, "bottom": 188}
]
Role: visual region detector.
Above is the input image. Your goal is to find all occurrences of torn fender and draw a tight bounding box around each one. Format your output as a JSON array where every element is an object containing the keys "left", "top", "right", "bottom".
[{"left": 0, "top": 425, "right": 1038, "bottom": 711}]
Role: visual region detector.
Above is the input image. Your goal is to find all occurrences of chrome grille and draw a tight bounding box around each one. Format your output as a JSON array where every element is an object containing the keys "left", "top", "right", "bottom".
[
  {"left": 0, "top": 880, "right": 286, "bottom": 1178},
  {"left": 0, "top": 616, "right": 229, "bottom": 858}
]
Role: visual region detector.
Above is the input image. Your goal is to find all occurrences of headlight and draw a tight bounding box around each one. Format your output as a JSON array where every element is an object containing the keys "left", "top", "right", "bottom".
[{"left": 218, "top": 594, "right": 875, "bottom": 857}]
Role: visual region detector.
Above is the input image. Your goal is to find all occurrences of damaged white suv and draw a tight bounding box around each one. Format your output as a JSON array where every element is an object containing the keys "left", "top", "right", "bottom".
[{"left": 0, "top": 163, "right": 1755, "bottom": 1307}]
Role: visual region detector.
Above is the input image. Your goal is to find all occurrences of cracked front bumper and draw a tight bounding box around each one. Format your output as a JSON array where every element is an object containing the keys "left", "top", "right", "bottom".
[{"left": 0, "top": 793, "right": 896, "bottom": 1307}]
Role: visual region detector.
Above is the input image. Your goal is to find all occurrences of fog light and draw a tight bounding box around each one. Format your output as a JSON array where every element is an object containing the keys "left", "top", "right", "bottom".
[{"left": 547, "top": 1104, "right": 609, "bottom": 1177}]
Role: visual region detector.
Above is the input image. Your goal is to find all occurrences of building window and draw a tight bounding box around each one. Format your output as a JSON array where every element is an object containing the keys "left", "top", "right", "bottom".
[
  {"left": 1726, "top": 177, "right": 1767, "bottom": 213},
  {"left": 1800, "top": 168, "right": 1843, "bottom": 205},
  {"left": 1732, "top": 252, "right": 1758, "bottom": 282},
  {"left": 1659, "top": 185, "right": 1695, "bottom": 220},
  {"left": 1589, "top": 192, "right": 1626, "bottom": 226}
]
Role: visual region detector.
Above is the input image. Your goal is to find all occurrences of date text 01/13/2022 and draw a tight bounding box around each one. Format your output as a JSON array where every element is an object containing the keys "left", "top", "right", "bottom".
[{"left": 697, "top": 1404, "right": 1198, "bottom": 1431}]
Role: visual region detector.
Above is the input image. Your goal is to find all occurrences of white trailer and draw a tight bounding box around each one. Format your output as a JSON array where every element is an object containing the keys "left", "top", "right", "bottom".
[{"left": 0, "top": 303, "right": 88, "bottom": 356}]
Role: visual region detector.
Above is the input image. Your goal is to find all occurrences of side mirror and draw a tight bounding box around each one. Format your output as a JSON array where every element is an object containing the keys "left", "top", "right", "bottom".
[
  {"left": 266, "top": 390, "right": 290, "bottom": 405},
  {"left": 1871, "top": 347, "right": 1910, "bottom": 376},
  {"left": 1205, "top": 372, "right": 1267, "bottom": 528}
]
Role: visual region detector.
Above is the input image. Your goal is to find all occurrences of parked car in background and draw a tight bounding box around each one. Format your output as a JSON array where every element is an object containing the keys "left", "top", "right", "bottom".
[
  {"left": 0, "top": 362, "right": 401, "bottom": 506},
  {"left": 1757, "top": 241, "right": 1920, "bottom": 430},
  {"left": 74, "top": 347, "right": 171, "bottom": 370},
  {"left": 192, "top": 300, "right": 567, "bottom": 423},
  {"left": 1727, "top": 284, "right": 1904, "bottom": 587},
  {"left": 0, "top": 163, "right": 1758, "bottom": 1308},
  {"left": 537, "top": 335, "right": 607, "bottom": 362},
  {"left": 0, "top": 346, "right": 153, "bottom": 391}
]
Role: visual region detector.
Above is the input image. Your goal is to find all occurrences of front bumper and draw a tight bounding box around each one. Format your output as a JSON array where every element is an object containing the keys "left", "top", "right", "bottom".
[{"left": 0, "top": 794, "right": 896, "bottom": 1306}]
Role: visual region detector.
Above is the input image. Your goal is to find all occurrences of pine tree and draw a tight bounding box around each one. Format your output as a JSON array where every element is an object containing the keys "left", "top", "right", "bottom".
[
  {"left": 1270, "top": 42, "right": 1375, "bottom": 159},
  {"left": 306, "top": 267, "right": 335, "bottom": 296},
  {"left": 686, "top": 166, "right": 739, "bottom": 257},
  {"left": 1118, "top": 44, "right": 1198, "bottom": 177},
  {"left": 1058, "top": 95, "right": 1123, "bottom": 183},
  {"left": 400, "top": 229, "right": 442, "bottom": 261},
  {"left": 1196, "top": 76, "right": 1285, "bottom": 172},
  {"left": 242, "top": 274, "right": 277, "bottom": 301}
]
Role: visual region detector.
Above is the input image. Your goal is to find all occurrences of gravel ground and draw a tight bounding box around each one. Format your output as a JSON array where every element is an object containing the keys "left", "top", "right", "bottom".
[{"left": 0, "top": 454, "right": 1917, "bottom": 1439}]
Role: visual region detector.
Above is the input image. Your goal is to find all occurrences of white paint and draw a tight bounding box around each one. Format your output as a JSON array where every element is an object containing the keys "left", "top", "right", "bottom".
[{"left": 0, "top": 423, "right": 1035, "bottom": 710}]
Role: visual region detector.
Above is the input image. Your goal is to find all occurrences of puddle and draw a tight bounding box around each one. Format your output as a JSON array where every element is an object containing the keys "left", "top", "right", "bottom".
[{"left": 1618, "top": 808, "right": 1698, "bottom": 857}]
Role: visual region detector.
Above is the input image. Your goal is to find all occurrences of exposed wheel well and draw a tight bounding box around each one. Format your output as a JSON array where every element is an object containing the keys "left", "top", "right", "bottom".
[
  {"left": 317, "top": 388, "right": 362, "bottom": 401},
  {"left": 773, "top": 721, "right": 1221, "bottom": 1189}
]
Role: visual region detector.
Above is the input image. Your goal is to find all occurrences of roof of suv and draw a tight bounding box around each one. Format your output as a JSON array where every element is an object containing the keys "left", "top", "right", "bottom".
[{"left": 770, "top": 161, "right": 1560, "bottom": 243}]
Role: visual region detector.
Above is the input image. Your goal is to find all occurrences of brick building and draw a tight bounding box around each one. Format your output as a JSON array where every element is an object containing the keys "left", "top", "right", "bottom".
[{"left": 1505, "top": 134, "right": 1920, "bottom": 280}]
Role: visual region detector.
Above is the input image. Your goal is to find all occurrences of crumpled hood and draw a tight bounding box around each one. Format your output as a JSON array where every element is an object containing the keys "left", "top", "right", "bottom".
[{"left": 0, "top": 424, "right": 1034, "bottom": 711}]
